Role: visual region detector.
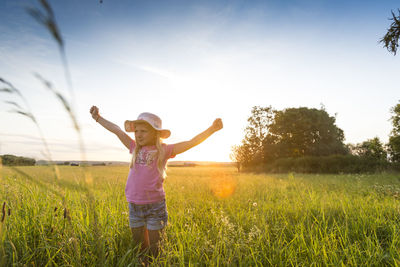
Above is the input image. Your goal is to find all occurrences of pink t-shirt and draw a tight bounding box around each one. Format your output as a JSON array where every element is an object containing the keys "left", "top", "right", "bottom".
[{"left": 125, "top": 139, "right": 175, "bottom": 204}]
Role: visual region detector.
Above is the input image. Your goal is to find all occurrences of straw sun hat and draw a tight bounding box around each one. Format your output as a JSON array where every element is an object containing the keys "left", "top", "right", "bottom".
[{"left": 124, "top": 112, "right": 171, "bottom": 139}]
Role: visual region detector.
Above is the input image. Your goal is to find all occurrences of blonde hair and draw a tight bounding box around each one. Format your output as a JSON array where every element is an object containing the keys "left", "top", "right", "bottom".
[{"left": 129, "top": 131, "right": 167, "bottom": 179}]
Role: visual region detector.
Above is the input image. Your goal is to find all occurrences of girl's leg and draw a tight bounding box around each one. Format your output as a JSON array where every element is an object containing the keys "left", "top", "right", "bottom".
[
  {"left": 148, "top": 229, "right": 164, "bottom": 258},
  {"left": 146, "top": 199, "right": 168, "bottom": 260},
  {"left": 131, "top": 226, "right": 149, "bottom": 252}
]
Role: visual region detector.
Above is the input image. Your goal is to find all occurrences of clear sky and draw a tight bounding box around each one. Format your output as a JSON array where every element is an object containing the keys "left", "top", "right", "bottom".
[{"left": 0, "top": 0, "right": 399, "bottom": 162}]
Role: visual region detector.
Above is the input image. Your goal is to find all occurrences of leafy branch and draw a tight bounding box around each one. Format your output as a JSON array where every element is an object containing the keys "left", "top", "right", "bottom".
[{"left": 380, "top": 9, "right": 400, "bottom": 55}]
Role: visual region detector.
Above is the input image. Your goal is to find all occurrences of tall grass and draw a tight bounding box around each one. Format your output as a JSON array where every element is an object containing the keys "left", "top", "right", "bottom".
[
  {"left": 0, "top": 78, "right": 61, "bottom": 179},
  {"left": 1, "top": 0, "right": 102, "bottom": 263},
  {"left": 1, "top": 166, "right": 399, "bottom": 266},
  {"left": 26, "top": 0, "right": 75, "bottom": 103}
]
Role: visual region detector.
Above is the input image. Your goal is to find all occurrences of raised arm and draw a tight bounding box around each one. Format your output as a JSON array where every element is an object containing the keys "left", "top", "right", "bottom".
[
  {"left": 173, "top": 118, "right": 223, "bottom": 155},
  {"left": 90, "top": 106, "right": 132, "bottom": 150}
]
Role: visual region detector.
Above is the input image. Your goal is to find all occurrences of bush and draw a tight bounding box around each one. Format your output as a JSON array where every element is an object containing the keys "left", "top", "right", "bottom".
[{"left": 259, "top": 155, "right": 390, "bottom": 174}]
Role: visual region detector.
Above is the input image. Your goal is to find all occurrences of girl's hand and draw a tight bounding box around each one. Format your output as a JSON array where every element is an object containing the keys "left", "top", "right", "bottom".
[
  {"left": 90, "top": 106, "right": 100, "bottom": 120},
  {"left": 211, "top": 118, "right": 223, "bottom": 132}
]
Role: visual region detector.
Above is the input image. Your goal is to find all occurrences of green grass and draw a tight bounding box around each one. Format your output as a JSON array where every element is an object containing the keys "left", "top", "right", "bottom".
[{"left": 1, "top": 166, "right": 400, "bottom": 266}]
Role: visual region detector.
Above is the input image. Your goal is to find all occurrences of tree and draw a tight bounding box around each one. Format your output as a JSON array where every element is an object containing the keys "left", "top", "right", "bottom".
[
  {"left": 265, "top": 107, "right": 347, "bottom": 159},
  {"left": 230, "top": 145, "right": 248, "bottom": 172},
  {"left": 232, "top": 106, "right": 347, "bottom": 169},
  {"left": 1, "top": 154, "right": 36, "bottom": 166},
  {"left": 388, "top": 136, "right": 400, "bottom": 162},
  {"left": 232, "top": 106, "right": 274, "bottom": 167},
  {"left": 390, "top": 102, "right": 400, "bottom": 135},
  {"left": 388, "top": 102, "right": 400, "bottom": 162},
  {"left": 351, "top": 137, "right": 387, "bottom": 161},
  {"left": 381, "top": 9, "right": 400, "bottom": 55}
]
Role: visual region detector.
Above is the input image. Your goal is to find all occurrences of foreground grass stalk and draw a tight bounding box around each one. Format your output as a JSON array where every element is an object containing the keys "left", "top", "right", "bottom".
[
  {"left": 0, "top": 78, "right": 61, "bottom": 181},
  {"left": 27, "top": 0, "right": 104, "bottom": 263},
  {"left": 1, "top": 0, "right": 104, "bottom": 264}
]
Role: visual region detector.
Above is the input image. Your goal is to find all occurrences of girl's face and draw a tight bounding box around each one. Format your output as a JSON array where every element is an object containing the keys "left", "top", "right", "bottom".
[{"left": 134, "top": 123, "right": 157, "bottom": 146}]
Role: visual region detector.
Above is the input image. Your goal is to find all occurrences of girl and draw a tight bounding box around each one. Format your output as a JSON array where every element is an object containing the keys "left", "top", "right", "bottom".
[{"left": 89, "top": 106, "right": 223, "bottom": 260}]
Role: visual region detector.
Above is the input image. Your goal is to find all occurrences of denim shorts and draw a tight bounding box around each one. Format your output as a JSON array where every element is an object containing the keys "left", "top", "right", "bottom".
[{"left": 128, "top": 199, "right": 168, "bottom": 230}]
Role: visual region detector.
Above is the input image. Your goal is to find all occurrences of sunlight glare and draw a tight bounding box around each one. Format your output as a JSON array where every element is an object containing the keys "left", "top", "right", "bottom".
[{"left": 210, "top": 173, "right": 236, "bottom": 198}]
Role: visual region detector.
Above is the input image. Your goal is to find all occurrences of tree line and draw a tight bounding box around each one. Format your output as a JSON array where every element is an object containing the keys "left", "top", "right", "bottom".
[
  {"left": 231, "top": 102, "right": 400, "bottom": 173},
  {"left": 1, "top": 154, "right": 36, "bottom": 166}
]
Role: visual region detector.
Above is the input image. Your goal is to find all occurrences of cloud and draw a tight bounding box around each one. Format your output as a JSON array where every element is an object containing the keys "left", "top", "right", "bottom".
[{"left": 113, "top": 59, "right": 180, "bottom": 81}]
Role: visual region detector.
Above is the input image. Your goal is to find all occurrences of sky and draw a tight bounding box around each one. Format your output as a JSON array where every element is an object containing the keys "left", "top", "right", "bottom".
[{"left": 0, "top": 0, "right": 399, "bottom": 162}]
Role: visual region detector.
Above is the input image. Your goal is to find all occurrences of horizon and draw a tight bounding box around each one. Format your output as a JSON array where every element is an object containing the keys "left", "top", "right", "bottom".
[
  {"left": 32, "top": 159, "right": 233, "bottom": 163},
  {"left": 1, "top": 0, "right": 399, "bottom": 162}
]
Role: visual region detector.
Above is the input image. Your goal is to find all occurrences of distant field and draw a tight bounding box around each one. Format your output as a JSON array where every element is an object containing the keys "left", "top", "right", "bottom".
[{"left": 1, "top": 166, "right": 400, "bottom": 266}]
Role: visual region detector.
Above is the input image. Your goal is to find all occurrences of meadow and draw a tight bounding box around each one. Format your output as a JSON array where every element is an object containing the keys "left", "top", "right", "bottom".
[{"left": 1, "top": 165, "right": 400, "bottom": 266}]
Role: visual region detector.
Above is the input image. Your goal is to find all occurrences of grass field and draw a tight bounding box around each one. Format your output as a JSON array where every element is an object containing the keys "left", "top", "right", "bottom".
[{"left": 1, "top": 165, "right": 400, "bottom": 266}]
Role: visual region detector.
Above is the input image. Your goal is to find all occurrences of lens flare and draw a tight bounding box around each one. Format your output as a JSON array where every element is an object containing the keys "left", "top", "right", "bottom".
[{"left": 210, "top": 174, "right": 236, "bottom": 198}]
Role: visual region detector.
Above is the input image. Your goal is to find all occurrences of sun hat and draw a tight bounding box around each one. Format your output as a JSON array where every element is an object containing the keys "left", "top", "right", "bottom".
[{"left": 124, "top": 112, "right": 171, "bottom": 139}]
